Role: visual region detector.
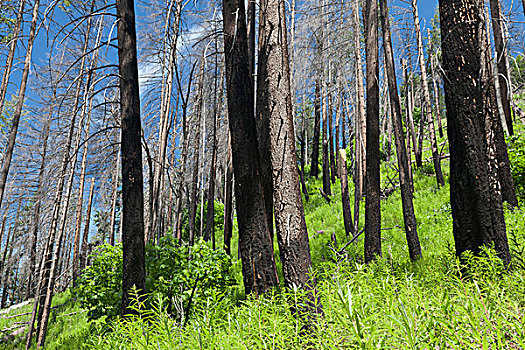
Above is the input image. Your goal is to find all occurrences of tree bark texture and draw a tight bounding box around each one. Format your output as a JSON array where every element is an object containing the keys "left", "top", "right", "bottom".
[
  {"left": 310, "top": 80, "right": 321, "bottom": 178},
  {"left": 439, "top": 0, "right": 510, "bottom": 265},
  {"left": 117, "top": 0, "right": 146, "bottom": 314},
  {"left": 364, "top": 0, "right": 381, "bottom": 263},
  {"left": 223, "top": 0, "right": 278, "bottom": 295},
  {"left": 380, "top": 0, "right": 422, "bottom": 261},
  {"left": 257, "top": 0, "right": 321, "bottom": 316}
]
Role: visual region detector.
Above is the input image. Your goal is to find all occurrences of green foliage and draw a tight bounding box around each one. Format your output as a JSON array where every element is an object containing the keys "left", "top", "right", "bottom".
[
  {"left": 145, "top": 237, "right": 236, "bottom": 319},
  {"left": 508, "top": 132, "right": 525, "bottom": 202},
  {"left": 73, "top": 244, "right": 123, "bottom": 319},
  {"left": 74, "top": 237, "right": 236, "bottom": 321}
]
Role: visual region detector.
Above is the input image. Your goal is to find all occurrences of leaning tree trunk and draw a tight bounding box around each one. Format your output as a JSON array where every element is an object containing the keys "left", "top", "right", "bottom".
[
  {"left": 117, "top": 0, "right": 146, "bottom": 315},
  {"left": 364, "top": 0, "right": 381, "bottom": 263},
  {"left": 0, "top": 0, "right": 39, "bottom": 212},
  {"left": 380, "top": 0, "right": 422, "bottom": 261},
  {"left": 439, "top": 0, "right": 510, "bottom": 265},
  {"left": 222, "top": 0, "right": 278, "bottom": 295},
  {"left": 412, "top": 0, "right": 445, "bottom": 187},
  {"left": 257, "top": 0, "right": 322, "bottom": 317},
  {"left": 0, "top": 0, "right": 25, "bottom": 117},
  {"left": 79, "top": 178, "right": 95, "bottom": 272}
]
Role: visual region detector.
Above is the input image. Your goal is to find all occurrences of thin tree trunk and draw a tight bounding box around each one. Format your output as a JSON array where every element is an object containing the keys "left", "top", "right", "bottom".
[
  {"left": 328, "top": 67, "right": 337, "bottom": 183},
  {"left": 310, "top": 80, "right": 321, "bottom": 178},
  {"left": 339, "top": 150, "right": 354, "bottom": 238},
  {"left": 222, "top": 0, "right": 278, "bottom": 295},
  {"left": 364, "top": 0, "right": 381, "bottom": 263},
  {"left": 223, "top": 135, "right": 234, "bottom": 256},
  {"left": 109, "top": 150, "right": 120, "bottom": 245},
  {"left": 0, "top": 0, "right": 25, "bottom": 117},
  {"left": 380, "top": 0, "right": 422, "bottom": 261},
  {"left": 188, "top": 57, "right": 205, "bottom": 247},
  {"left": 79, "top": 179, "right": 95, "bottom": 272},
  {"left": 482, "top": 10, "right": 518, "bottom": 208},
  {"left": 489, "top": 0, "right": 513, "bottom": 135},
  {"left": 412, "top": 0, "right": 444, "bottom": 187},
  {"left": 429, "top": 35, "right": 444, "bottom": 138},
  {"left": 0, "top": 0, "right": 39, "bottom": 211},
  {"left": 25, "top": 116, "right": 50, "bottom": 300},
  {"left": 117, "top": 0, "right": 146, "bottom": 315}
]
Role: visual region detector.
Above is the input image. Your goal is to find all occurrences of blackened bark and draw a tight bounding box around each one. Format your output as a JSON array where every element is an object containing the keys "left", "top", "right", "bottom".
[
  {"left": 117, "top": 0, "right": 146, "bottom": 314},
  {"left": 339, "top": 150, "right": 354, "bottom": 238},
  {"left": 310, "top": 80, "right": 321, "bottom": 178},
  {"left": 258, "top": 0, "right": 321, "bottom": 317},
  {"left": 223, "top": 0, "right": 278, "bottom": 295},
  {"left": 364, "top": 0, "right": 381, "bottom": 263},
  {"left": 380, "top": 0, "right": 422, "bottom": 261},
  {"left": 439, "top": 0, "right": 510, "bottom": 265}
]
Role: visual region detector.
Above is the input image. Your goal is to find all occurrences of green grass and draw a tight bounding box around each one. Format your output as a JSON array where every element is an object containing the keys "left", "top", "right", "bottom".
[{"left": 2, "top": 123, "right": 525, "bottom": 349}]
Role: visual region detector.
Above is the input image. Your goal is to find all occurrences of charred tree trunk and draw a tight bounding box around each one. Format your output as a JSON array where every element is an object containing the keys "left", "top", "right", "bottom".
[
  {"left": 364, "top": 0, "right": 381, "bottom": 263},
  {"left": 117, "top": 0, "right": 146, "bottom": 315},
  {"left": 257, "top": 0, "right": 321, "bottom": 316},
  {"left": 439, "top": 0, "right": 510, "bottom": 265},
  {"left": 339, "top": 150, "right": 354, "bottom": 238},
  {"left": 380, "top": 0, "right": 422, "bottom": 261},
  {"left": 222, "top": 0, "right": 278, "bottom": 295}
]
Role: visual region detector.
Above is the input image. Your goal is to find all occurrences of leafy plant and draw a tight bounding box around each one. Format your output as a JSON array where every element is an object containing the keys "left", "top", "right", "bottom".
[{"left": 73, "top": 244, "right": 123, "bottom": 319}]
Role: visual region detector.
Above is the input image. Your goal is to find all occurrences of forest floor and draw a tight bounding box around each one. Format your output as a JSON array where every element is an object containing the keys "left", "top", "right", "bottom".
[{"left": 2, "top": 123, "right": 525, "bottom": 349}]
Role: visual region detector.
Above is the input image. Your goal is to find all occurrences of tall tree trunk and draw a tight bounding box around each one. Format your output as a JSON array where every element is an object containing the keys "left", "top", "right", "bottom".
[
  {"left": 222, "top": 0, "right": 278, "bottom": 295},
  {"left": 310, "top": 80, "right": 321, "bottom": 178},
  {"left": 188, "top": 57, "right": 205, "bottom": 247},
  {"left": 380, "top": 0, "right": 422, "bottom": 261},
  {"left": 489, "top": 0, "right": 513, "bottom": 135},
  {"left": 364, "top": 0, "right": 381, "bottom": 263},
  {"left": 0, "top": 0, "right": 39, "bottom": 211},
  {"left": 149, "top": 1, "right": 183, "bottom": 241},
  {"left": 257, "top": 0, "right": 321, "bottom": 316},
  {"left": 439, "top": 0, "right": 510, "bottom": 265},
  {"left": 0, "top": 0, "right": 25, "bottom": 117},
  {"left": 204, "top": 79, "right": 220, "bottom": 245},
  {"left": 117, "top": 0, "right": 146, "bottom": 315},
  {"left": 412, "top": 0, "right": 445, "bottom": 187},
  {"left": 328, "top": 67, "right": 337, "bottom": 183}
]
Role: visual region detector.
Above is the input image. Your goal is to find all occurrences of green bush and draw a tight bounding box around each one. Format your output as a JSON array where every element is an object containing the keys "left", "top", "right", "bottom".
[
  {"left": 74, "top": 237, "right": 236, "bottom": 321},
  {"left": 73, "top": 244, "right": 122, "bottom": 319},
  {"left": 145, "top": 236, "right": 236, "bottom": 320}
]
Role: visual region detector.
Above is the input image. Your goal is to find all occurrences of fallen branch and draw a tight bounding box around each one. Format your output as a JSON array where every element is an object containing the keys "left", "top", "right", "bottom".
[{"left": 318, "top": 188, "right": 331, "bottom": 203}]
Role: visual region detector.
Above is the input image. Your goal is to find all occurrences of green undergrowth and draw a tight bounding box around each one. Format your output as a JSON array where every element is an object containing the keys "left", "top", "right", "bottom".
[{"left": 2, "top": 127, "right": 525, "bottom": 349}]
